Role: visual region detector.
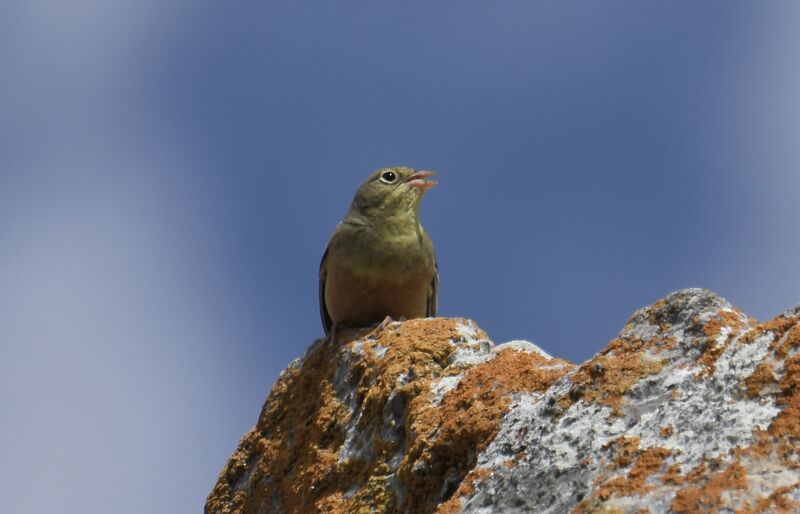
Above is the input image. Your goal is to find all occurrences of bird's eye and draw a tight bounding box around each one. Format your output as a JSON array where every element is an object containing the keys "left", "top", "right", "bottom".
[{"left": 379, "top": 170, "right": 398, "bottom": 184}]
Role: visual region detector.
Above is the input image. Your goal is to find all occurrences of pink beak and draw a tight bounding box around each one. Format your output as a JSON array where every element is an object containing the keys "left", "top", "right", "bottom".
[{"left": 407, "top": 170, "right": 438, "bottom": 192}]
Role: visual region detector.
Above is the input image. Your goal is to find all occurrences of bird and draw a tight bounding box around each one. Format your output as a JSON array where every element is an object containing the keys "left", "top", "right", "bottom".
[{"left": 319, "top": 166, "right": 438, "bottom": 337}]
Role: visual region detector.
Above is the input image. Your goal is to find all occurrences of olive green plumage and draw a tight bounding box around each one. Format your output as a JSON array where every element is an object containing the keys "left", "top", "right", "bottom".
[{"left": 319, "top": 167, "right": 438, "bottom": 335}]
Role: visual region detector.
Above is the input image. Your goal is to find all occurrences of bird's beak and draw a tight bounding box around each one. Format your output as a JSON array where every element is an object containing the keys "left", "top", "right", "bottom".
[{"left": 407, "top": 170, "right": 437, "bottom": 192}]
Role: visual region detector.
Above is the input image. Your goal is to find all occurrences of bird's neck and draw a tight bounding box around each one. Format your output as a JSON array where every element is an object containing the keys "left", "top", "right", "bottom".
[
  {"left": 338, "top": 208, "right": 430, "bottom": 277},
  {"left": 344, "top": 207, "right": 422, "bottom": 237}
]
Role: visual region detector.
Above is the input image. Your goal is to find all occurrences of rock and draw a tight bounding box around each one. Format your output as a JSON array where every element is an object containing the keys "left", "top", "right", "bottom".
[{"left": 206, "top": 289, "right": 800, "bottom": 513}]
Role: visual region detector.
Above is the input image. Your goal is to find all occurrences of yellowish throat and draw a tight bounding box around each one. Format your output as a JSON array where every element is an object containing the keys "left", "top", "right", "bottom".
[{"left": 319, "top": 167, "right": 438, "bottom": 335}]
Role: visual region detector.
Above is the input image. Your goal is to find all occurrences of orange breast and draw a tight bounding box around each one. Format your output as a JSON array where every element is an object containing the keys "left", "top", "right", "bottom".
[{"left": 325, "top": 260, "right": 433, "bottom": 329}]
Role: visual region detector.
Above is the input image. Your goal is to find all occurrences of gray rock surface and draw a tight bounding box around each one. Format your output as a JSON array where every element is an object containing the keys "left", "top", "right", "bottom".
[
  {"left": 207, "top": 289, "right": 800, "bottom": 514},
  {"left": 455, "top": 289, "right": 800, "bottom": 513}
]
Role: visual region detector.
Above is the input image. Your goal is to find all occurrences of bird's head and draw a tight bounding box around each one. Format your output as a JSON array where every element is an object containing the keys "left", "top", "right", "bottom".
[{"left": 349, "top": 167, "right": 437, "bottom": 221}]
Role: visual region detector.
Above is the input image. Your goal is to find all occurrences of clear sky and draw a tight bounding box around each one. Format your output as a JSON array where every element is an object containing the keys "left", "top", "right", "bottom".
[{"left": 2, "top": 2, "right": 799, "bottom": 513}]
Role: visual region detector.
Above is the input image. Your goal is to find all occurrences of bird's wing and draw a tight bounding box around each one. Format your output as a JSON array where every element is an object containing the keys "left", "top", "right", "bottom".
[
  {"left": 427, "top": 255, "right": 438, "bottom": 318},
  {"left": 319, "top": 238, "right": 333, "bottom": 335}
]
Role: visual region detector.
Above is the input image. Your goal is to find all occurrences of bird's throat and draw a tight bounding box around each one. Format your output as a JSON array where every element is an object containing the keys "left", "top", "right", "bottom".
[{"left": 336, "top": 216, "right": 430, "bottom": 281}]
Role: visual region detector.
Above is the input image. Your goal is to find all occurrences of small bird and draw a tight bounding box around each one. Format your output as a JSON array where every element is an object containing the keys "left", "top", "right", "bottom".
[{"left": 319, "top": 166, "right": 438, "bottom": 336}]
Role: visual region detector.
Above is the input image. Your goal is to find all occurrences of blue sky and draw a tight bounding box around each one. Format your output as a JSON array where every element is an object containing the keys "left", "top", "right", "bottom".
[{"left": 2, "top": 2, "right": 799, "bottom": 513}]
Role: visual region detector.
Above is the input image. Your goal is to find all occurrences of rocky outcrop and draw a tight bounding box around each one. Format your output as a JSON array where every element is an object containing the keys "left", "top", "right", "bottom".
[{"left": 206, "top": 289, "right": 800, "bottom": 513}]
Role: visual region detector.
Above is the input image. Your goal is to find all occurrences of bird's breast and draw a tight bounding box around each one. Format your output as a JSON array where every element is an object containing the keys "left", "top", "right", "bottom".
[
  {"left": 324, "top": 225, "right": 435, "bottom": 328},
  {"left": 330, "top": 228, "right": 433, "bottom": 280}
]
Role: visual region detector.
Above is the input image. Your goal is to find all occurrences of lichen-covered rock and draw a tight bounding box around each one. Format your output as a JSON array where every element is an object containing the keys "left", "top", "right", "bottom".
[{"left": 206, "top": 289, "right": 800, "bottom": 514}]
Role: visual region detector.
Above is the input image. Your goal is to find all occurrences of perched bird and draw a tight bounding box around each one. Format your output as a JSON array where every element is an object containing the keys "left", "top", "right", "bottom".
[{"left": 319, "top": 167, "right": 438, "bottom": 336}]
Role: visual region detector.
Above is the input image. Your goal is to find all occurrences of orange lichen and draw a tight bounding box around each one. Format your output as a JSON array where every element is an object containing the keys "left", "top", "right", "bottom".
[
  {"left": 209, "top": 302, "right": 800, "bottom": 514},
  {"left": 574, "top": 441, "right": 671, "bottom": 513},
  {"left": 740, "top": 313, "right": 799, "bottom": 355},
  {"left": 662, "top": 463, "right": 684, "bottom": 485},
  {"left": 670, "top": 461, "right": 748, "bottom": 514},
  {"left": 205, "top": 334, "right": 354, "bottom": 514},
  {"left": 737, "top": 482, "right": 800, "bottom": 514},
  {"left": 435, "top": 467, "right": 491, "bottom": 514},
  {"left": 703, "top": 310, "right": 745, "bottom": 338},
  {"left": 739, "top": 314, "right": 800, "bottom": 470},
  {"left": 609, "top": 436, "right": 641, "bottom": 469},
  {"left": 695, "top": 310, "right": 746, "bottom": 375},
  {"left": 650, "top": 337, "right": 678, "bottom": 354},
  {"left": 206, "top": 319, "right": 463, "bottom": 514},
  {"left": 744, "top": 362, "right": 776, "bottom": 398},
  {"left": 673, "top": 304, "right": 800, "bottom": 508},
  {"left": 634, "top": 448, "right": 672, "bottom": 479},
  {"left": 614, "top": 447, "right": 671, "bottom": 494},
  {"left": 206, "top": 318, "right": 572, "bottom": 514},
  {"left": 771, "top": 322, "right": 800, "bottom": 360},
  {"left": 645, "top": 299, "right": 667, "bottom": 326},
  {"left": 559, "top": 337, "right": 665, "bottom": 416},
  {"left": 760, "top": 355, "right": 800, "bottom": 468},
  {"left": 400, "top": 347, "right": 572, "bottom": 513}
]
